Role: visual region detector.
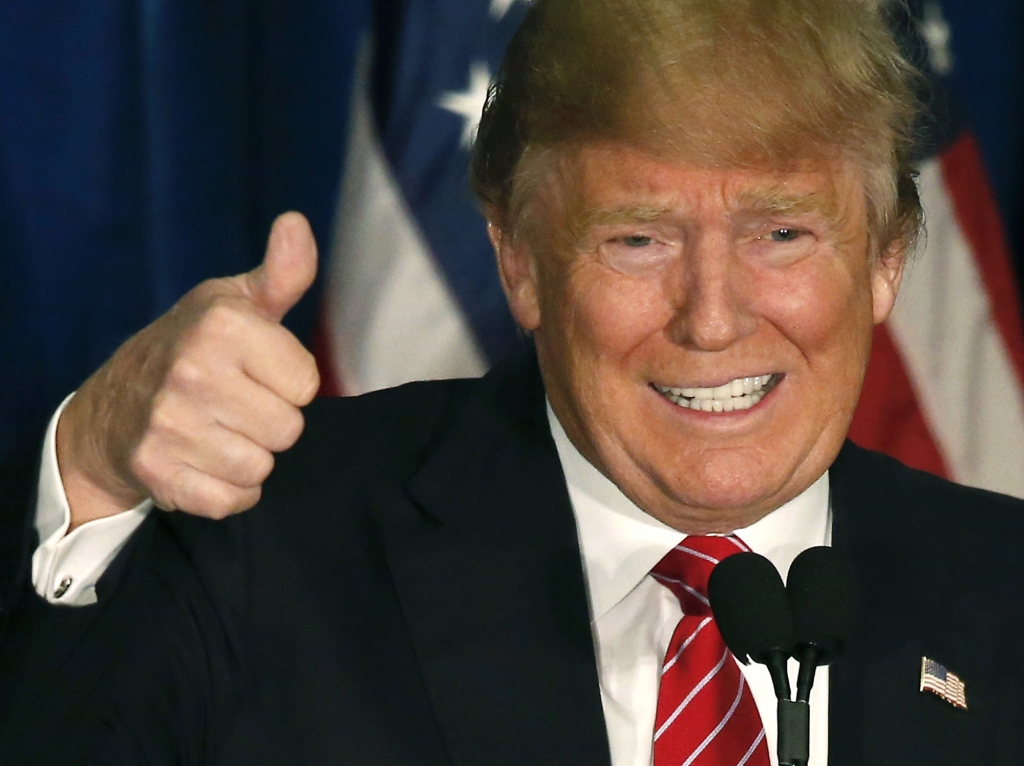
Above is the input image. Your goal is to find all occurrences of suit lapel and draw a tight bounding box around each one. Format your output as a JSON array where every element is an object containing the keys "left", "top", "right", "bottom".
[{"left": 379, "top": 354, "right": 611, "bottom": 766}]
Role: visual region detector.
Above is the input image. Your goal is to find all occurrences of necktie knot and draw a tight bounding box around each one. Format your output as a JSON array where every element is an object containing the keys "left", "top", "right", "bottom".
[{"left": 651, "top": 535, "right": 750, "bottom": 616}]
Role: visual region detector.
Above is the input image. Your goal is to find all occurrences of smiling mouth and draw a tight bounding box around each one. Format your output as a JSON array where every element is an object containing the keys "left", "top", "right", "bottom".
[{"left": 652, "top": 374, "right": 782, "bottom": 412}]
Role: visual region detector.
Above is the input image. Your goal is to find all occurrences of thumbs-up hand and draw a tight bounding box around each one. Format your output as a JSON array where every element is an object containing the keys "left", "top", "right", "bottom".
[{"left": 57, "top": 212, "right": 322, "bottom": 528}]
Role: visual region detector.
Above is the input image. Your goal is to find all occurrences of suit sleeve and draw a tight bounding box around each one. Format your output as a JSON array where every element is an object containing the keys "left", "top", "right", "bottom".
[{"left": 0, "top": 508, "right": 246, "bottom": 766}]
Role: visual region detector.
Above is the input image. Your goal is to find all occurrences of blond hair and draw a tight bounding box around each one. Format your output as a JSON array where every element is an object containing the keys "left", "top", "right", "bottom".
[{"left": 471, "top": 0, "right": 923, "bottom": 256}]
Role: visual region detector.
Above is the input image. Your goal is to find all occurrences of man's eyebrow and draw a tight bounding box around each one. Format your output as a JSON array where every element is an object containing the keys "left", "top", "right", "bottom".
[
  {"left": 564, "top": 206, "right": 672, "bottom": 249},
  {"left": 574, "top": 205, "right": 672, "bottom": 230},
  {"left": 733, "top": 186, "right": 838, "bottom": 220},
  {"left": 566, "top": 186, "right": 845, "bottom": 241}
]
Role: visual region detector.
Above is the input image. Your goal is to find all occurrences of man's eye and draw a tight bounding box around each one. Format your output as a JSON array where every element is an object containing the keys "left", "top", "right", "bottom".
[
  {"left": 768, "top": 228, "right": 801, "bottom": 242},
  {"left": 621, "top": 235, "right": 653, "bottom": 247}
]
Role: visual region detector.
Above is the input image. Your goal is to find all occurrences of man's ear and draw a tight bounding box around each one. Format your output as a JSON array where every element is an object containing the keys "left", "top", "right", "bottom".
[
  {"left": 488, "top": 217, "right": 542, "bottom": 331},
  {"left": 870, "top": 240, "right": 907, "bottom": 324}
]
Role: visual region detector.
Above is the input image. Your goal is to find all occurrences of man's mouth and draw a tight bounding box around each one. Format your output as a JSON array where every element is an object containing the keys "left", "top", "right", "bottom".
[{"left": 652, "top": 374, "right": 782, "bottom": 412}]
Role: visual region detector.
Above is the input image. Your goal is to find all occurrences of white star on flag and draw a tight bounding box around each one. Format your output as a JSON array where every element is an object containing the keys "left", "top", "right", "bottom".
[
  {"left": 437, "top": 61, "right": 493, "bottom": 149},
  {"left": 490, "top": 0, "right": 532, "bottom": 21},
  {"left": 920, "top": 1, "right": 954, "bottom": 75}
]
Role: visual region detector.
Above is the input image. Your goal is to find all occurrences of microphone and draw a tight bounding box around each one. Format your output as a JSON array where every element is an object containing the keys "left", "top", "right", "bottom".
[
  {"left": 786, "top": 547, "right": 857, "bottom": 703},
  {"left": 707, "top": 551, "right": 795, "bottom": 715},
  {"left": 710, "top": 548, "right": 855, "bottom": 766}
]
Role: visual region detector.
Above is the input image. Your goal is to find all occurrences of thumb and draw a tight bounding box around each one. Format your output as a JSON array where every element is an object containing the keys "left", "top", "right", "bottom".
[{"left": 244, "top": 211, "right": 318, "bottom": 322}]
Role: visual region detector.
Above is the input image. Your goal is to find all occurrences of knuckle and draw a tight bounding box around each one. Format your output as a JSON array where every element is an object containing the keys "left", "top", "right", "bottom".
[
  {"left": 204, "top": 505, "right": 235, "bottom": 520},
  {"left": 272, "top": 341, "right": 320, "bottom": 406},
  {"left": 146, "top": 394, "right": 183, "bottom": 435},
  {"left": 218, "top": 439, "right": 274, "bottom": 488},
  {"left": 204, "top": 300, "right": 244, "bottom": 331},
  {"left": 166, "top": 355, "right": 208, "bottom": 392},
  {"left": 297, "top": 359, "right": 321, "bottom": 404},
  {"left": 236, "top": 486, "right": 262, "bottom": 512},
  {"left": 129, "top": 449, "right": 156, "bottom": 486},
  {"left": 169, "top": 473, "right": 233, "bottom": 519},
  {"left": 273, "top": 407, "right": 305, "bottom": 451},
  {"left": 187, "top": 299, "right": 249, "bottom": 349},
  {"left": 239, "top": 448, "right": 275, "bottom": 486},
  {"left": 206, "top": 485, "right": 261, "bottom": 518}
]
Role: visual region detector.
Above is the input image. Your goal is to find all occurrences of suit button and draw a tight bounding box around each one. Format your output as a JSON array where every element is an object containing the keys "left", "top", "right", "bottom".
[{"left": 53, "top": 576, "right": 73, "bottom": 599}]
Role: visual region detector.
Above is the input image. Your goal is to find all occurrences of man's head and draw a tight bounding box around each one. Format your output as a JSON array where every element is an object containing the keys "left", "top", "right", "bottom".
[{"left": 472, "top": 0, "right": 923, "bottom": 533}]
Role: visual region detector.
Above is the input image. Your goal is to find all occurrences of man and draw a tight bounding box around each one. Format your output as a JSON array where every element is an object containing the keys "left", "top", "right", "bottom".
[{"left": 3, "top": 0, "right": 1024, "bottom": 763}]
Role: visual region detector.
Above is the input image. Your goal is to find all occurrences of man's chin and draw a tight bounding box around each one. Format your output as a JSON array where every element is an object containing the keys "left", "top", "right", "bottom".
[
  {"left": 632, "top": 454, "right": 821, "bottom": 532},
  {"left": 638, "top": 488, "right": 786, "bottom": 535}
]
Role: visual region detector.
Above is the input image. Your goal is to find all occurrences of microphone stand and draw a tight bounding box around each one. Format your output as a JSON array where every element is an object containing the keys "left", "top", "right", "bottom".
[
  {"left": 762, "top": 648, "right": 809, "bottom": 766},
  {"left": 778, "top": 644, "right": 828, "bottom": 766}
]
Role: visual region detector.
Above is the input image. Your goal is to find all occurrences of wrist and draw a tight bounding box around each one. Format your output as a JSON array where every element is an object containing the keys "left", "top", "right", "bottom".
[{"left": 56, "top": 393, "right": 148, "bottom": 531}]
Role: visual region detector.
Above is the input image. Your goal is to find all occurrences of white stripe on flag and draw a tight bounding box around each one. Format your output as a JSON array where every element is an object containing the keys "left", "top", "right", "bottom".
[
  {"left": 886, "top": 157, "right": 1024, "bottom": 498},
  {"left": 325, "top": 41, "right": 487, "bottom": 395}
]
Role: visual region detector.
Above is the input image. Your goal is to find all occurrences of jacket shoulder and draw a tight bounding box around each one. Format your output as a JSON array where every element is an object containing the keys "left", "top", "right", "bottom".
[
  {"left": 832, "top": 441, "right": 1024, "bottom": 597},
  {"left": 836, "top": 441, "right": 1024, "bottom": 527}
]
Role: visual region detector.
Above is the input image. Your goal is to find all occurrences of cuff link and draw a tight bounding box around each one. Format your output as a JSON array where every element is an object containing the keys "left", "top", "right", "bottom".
[{"left": 53, "top": 576, "right": 73, "bottom": 600}]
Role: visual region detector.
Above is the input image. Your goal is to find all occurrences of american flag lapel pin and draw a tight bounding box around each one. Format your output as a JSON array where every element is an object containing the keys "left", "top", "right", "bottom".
[{"left": 920, "top": 657, "right": 968, "bottom": 710}]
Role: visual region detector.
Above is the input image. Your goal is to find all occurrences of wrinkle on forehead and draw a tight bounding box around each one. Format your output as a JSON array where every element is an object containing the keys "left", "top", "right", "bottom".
[{"left": 539, "top": 146, "right": 865, "bottom": 248}]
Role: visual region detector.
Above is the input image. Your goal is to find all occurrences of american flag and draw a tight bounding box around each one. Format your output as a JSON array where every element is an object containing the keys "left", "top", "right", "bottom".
[
  {"left": 314, "top": 0, "right": 1024, "bottom": 498},
  {"left": 314, "top": 0, "right": 527, "bottom": 395},
  {"left": 846, "top": 0, "right": 1024, "bottom": 497},
  {"left": 920, "top": 657, "right": 968, "bottom": 710}
]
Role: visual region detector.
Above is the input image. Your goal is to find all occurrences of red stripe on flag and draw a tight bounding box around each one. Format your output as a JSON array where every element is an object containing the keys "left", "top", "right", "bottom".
[
  {"left": 940, "top": 132, "right": 1024, "bottom": 384},
  {"left": 311, "top": 306, "right": 343, "bottom": 397},
  {"left": 849, "top": 324, "right": 949, "bottom": 478}
]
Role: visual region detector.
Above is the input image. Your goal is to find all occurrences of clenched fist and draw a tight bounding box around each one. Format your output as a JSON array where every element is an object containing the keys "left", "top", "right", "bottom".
[{"left": 57, "top": 212, "right": 321, "bottom": 529}]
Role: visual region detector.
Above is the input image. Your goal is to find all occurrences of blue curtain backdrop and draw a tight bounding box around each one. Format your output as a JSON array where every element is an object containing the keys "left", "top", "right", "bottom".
[
  {"left": 0, "top": 0, "right": 1022, "bottom": 461},
  {"left": 0, "top": 0, "right": 368, "bottom": 459}
]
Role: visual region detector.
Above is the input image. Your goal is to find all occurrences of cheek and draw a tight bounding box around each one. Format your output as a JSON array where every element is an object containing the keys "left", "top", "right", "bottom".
[
  {"left": 758, "top": 262, "right": 874, "bottom": 358},
  {"left": 545, "top": 265, "right": 671, "bottom": 357},
  {"left": 534, "top": 266, "right": 676, "bottom": 443}
]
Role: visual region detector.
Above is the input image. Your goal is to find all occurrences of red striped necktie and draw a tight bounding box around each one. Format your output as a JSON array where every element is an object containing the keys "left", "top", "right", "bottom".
[{"left": 651, "top": 535, "right": 771, "bottom": 766}]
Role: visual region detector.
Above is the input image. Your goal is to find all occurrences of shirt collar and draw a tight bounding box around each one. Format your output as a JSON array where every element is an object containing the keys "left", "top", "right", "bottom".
[{"left": 547, "top": 403, "right": 831, "bottom": 622}]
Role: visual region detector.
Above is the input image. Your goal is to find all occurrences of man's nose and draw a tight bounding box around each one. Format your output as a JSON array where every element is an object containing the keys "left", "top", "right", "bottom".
[{"left": 666, "top": 235, "right": 757, "bottom": 351}]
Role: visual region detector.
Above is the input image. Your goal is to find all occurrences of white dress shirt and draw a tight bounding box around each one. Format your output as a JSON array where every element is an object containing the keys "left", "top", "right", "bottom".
[
  {"left": 32, "top": 395, "right": 152, "bottom": 605},
  {"left": 32, "top": 397, "right": 831, "bottom": 765},
  {"left": 548, "top": 405, "right": 831, "bottom": 766}
]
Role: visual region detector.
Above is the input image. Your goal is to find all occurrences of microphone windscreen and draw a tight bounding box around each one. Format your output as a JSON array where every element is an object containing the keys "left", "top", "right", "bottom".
[
  {"left": 708, "top": 552, "right": 794, "bottom": 664},
  {"left": 786, "top": 546, "right": 857, "bottom": 664}
]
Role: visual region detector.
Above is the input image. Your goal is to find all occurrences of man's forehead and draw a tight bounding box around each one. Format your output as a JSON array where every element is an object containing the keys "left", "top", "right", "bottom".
[{"left": 556, "top": 143, "right": 858, "bottom": 224}]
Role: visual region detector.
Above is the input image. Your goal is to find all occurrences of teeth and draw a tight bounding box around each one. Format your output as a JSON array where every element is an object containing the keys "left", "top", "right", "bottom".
[
  {"left": 653, "top": 374, "right": 779, "bottom": 412},
  {"left": 711, "top": 382, "right": 732, "bottom": 399}
]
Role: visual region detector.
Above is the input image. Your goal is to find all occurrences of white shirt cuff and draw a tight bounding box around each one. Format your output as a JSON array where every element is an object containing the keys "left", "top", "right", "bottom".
[{"left": 31, "top": 393, "right": 153, "bottom": 606}]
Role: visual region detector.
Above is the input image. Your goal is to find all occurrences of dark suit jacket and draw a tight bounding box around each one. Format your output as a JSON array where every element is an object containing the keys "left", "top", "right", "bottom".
[{"left": 2, "top": 351, "right": 1024, "bottom": 765}]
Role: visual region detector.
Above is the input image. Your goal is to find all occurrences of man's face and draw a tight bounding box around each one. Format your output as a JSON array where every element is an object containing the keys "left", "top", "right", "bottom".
[{"left": 493, "top": 143, "right": 903, "bottom": 533}]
